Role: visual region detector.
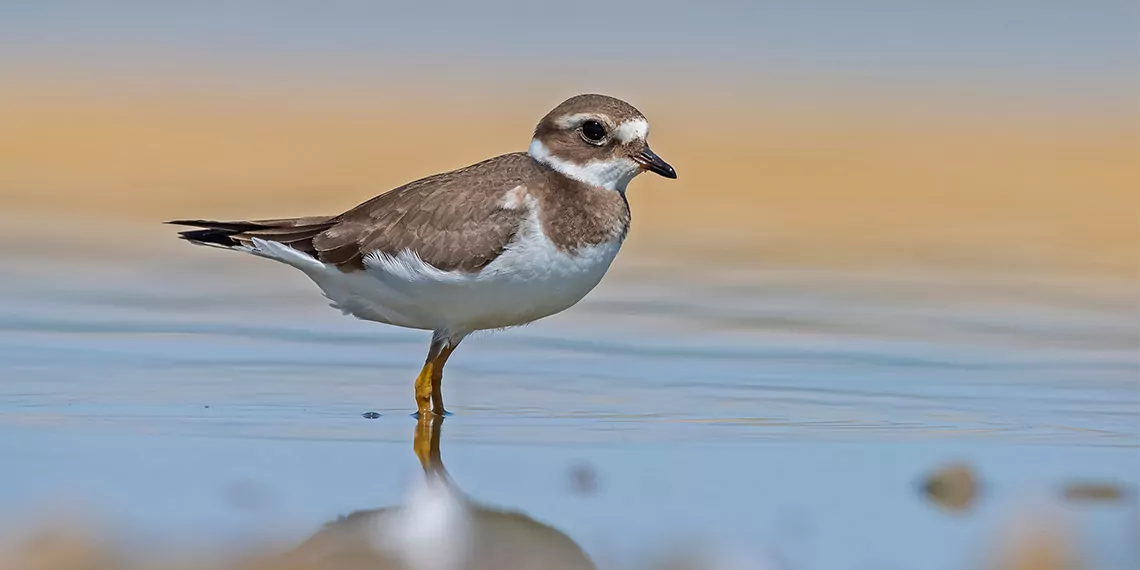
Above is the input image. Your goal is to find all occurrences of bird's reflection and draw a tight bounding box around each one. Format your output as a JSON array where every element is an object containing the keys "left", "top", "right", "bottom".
[{"left": 289, "top": 416, "right": 596, "bottom": 570}]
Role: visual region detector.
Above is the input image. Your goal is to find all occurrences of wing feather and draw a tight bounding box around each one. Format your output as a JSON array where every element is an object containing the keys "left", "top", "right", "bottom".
[{"left": 173, "top": 152, "right": 540, "bottom": 273}]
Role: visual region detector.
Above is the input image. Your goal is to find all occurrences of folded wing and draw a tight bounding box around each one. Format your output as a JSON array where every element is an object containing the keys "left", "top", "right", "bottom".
[{"left": 170, "top": 153, "right": 537, "bottom": 273}]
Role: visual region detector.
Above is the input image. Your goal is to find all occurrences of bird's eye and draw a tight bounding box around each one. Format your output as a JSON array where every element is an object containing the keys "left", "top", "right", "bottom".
[{"left": 580, "top": 120, "right": 607, "bottom": 144}]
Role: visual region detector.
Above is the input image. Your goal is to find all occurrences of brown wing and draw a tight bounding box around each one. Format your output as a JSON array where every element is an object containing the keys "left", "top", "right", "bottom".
[
  {"left": 313, "top": 153, "right": 537, "bottom": 272},
  {"left": 170, "top": 153, "right": 538, "bottom": 273}
]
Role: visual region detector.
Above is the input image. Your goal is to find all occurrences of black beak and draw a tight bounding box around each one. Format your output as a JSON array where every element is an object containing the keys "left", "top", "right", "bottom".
[{"left": 633, "top": 146, "right": 677, "bottom": 179}]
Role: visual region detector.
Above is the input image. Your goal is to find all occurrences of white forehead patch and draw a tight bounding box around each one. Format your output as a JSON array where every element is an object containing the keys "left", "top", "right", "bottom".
[{"left": 613, "top": 119, "right": 649, "bottom": 143}]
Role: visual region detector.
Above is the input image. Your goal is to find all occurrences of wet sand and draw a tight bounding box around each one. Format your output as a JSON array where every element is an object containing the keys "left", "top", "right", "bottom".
[
  {"left": 1, "top": 81, "right": 1136, "bottom": 277},
  {"left": 1, "top": 222, "right": 1137, "bottom": 568}
]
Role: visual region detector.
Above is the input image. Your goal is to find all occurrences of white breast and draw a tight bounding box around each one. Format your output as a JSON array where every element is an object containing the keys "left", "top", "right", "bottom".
[{"left": 248, "top": 194, "right": 624, "bottom": 339}]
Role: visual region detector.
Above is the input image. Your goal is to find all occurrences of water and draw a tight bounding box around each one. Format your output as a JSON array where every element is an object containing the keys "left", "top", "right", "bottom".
[{"left": 0, "top": 226, "right": 1137, "bottom": 569}]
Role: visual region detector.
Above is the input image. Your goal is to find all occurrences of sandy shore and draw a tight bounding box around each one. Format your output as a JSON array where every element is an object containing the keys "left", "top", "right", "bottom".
[{"left": 1, "top": 82, "right": 1135, "bottom": 278}]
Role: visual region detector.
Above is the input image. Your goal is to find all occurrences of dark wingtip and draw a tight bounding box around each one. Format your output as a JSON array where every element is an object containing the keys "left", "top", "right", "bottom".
[
  {"left": 175, "top": 227, "right": 242, "bottom": 247},
  {"left": 167, "top": 219, "right": 276, "bottom": 248}
]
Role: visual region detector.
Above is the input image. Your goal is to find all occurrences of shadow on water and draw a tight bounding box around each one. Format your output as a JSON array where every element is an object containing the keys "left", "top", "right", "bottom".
[{"left": 288, "top": 416, "right": 595, "bottom": 570}]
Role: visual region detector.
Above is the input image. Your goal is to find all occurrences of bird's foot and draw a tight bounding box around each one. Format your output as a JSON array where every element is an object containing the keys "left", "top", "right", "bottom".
[{"left": 410, "top": 409, "right": 451, "bottom": 420}]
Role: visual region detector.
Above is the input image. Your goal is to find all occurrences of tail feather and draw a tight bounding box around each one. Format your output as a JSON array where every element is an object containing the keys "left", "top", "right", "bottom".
[{"left": 167, "top": 217, "right": 334, "bottom": 252}]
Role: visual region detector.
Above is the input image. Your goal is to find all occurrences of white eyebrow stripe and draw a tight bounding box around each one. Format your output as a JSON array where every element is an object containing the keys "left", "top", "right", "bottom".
[
  {"left": 613, "top": 119, "right": 649, "bottom": 143},
  {"left": 554, "top": 113, "right": 604, "bottom": 129}
]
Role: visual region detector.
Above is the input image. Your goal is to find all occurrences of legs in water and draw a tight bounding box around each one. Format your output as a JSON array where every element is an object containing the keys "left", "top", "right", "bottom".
[{"left": 413, "top": 332, "right": 463, "bottom": 417}]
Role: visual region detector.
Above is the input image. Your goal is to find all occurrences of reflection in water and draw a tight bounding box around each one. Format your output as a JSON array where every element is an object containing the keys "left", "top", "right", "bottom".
[{"left": 288, "top": 416, "right": 596, "bottom": 570}]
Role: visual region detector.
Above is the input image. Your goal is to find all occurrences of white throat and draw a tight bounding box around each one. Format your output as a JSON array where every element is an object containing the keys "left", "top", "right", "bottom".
[{"left": 528, "top": 139, "right": 642, "bottom": 193}]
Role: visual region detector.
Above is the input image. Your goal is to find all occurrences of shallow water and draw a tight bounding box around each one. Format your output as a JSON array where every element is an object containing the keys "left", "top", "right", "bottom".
[{"left": 1, "top": 227, "right": 1137, "bottom": 569}]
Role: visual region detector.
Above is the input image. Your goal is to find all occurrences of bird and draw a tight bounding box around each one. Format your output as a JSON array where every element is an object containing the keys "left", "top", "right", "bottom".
[{"left": 168, "top": 94, "right": 677, "bottom": 418}]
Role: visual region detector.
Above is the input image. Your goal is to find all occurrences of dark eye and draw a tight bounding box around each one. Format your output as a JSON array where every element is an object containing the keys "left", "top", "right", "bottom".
[{"left": 580, "top": 120, "right": 607, "bottom": 143}]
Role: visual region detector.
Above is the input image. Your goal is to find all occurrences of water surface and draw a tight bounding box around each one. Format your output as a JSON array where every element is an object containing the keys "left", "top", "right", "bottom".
[{"left": 1, "top": 227, "right": 1137, "bottom": 569}]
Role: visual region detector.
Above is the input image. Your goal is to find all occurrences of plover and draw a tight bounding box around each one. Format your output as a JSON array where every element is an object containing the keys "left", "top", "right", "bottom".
[{"left": 169, "top": 94, "right": 676, "bottom": 417}]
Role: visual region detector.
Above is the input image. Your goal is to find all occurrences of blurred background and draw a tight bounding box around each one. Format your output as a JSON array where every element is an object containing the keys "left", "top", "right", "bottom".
[{"left": 1, "top": 2, "right": 1137, "bottom": 569}]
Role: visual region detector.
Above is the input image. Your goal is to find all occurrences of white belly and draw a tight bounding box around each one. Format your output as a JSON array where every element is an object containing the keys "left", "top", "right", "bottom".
[{"left": 248, "top": 224, "right": 623, "bottom": 338}]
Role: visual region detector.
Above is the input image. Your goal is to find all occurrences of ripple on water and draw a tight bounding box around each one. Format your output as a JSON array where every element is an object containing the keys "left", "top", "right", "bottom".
[{"left": 1, "top": 254, "right": 1136, "bottom": 446}]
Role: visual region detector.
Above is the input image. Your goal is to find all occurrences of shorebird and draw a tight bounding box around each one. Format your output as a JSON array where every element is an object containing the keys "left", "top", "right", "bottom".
[{"left": 169, "top": 94, "right": 676, "bottom": 417}]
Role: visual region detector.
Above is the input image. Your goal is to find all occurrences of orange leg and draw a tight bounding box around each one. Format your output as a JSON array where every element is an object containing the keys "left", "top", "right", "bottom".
[
  {"left": 413, "top": 335, "right": 462, "bottom": 417},
  {"left": 430, "top": 344, "right": 457, "bottom": 415}
]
